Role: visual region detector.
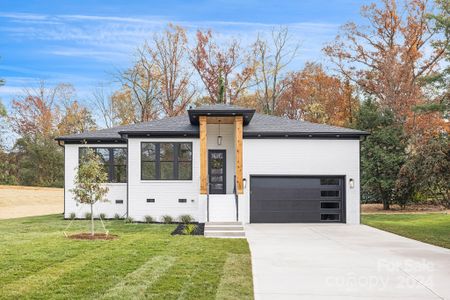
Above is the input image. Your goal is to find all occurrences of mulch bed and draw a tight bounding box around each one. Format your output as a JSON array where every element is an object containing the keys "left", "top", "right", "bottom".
[
  {"left": 68, "top": 233, "right": 118, "bottom": 240},
  {"left": 171, "top": 223, "right": 205, "bottom": 236}
]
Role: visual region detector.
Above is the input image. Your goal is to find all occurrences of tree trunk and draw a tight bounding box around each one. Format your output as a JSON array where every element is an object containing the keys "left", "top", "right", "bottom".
[
  {"left": 90, "top": 204, "right": 94, "bottom": 236},
  {"left": 382, "top": 198, "right": 390, "bottom": 210}
]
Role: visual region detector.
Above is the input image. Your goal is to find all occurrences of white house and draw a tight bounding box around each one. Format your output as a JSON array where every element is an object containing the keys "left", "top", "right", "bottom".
[{"left": 57, "top": 104, "right": 368, "bottom": 224}]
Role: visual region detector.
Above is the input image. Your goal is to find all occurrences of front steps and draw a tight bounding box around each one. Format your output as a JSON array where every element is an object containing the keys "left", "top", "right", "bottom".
[
  {"left": 204, "top": 222, "right": 246, "bottom": 238},
  {"left": 208, "top": 194, "right": 237, "bottom": 222}
]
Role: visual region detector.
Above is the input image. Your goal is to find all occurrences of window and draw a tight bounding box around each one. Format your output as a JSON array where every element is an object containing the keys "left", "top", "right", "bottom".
[
  {"left": 79, "top": 147, "right": 127, "bottom": 183},
  {"left": 320, "top": 178, "right": 340, "bottom": 185},
  {"left": 321, "top": 213, "right": 340, "bottom": 221},
  {"left": 321, "top": 190, "right": 340, "bottom": 197},
  {"left": 321, "top": 202, "right": 340, "bottom": 209},
  {"left": 141, "top": 142, "right": 192, "bottom": 180}
]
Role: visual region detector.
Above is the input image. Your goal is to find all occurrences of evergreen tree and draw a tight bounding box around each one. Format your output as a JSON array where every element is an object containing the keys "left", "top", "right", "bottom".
[{"left": 356, "top": 99, "right": 407, "bottom": 209}]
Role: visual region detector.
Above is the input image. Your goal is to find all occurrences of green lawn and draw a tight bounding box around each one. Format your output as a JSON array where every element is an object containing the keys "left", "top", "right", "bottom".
[
  {"left": 0, "top": 215, "right": 253, "bottom": 300},
  {"left": 362, "top": 213, "right": 450, "bottom": 249}
]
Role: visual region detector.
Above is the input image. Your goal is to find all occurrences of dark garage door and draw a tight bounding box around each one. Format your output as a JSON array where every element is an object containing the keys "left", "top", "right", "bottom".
[{"left": 250, "top": 176, "right": 345, "bottom": 223}]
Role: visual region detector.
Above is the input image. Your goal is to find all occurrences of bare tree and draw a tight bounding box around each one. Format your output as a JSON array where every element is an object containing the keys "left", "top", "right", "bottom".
[
  {"left": 148, "top": 24, "right": 196, "bottom": 116},
  {"left": 189, "top": 29, "right": 255, "bottom": 104},
  {"left": 116, "top": 50, "right": 161, "bottom": 123},
  {"left": 253, "top": 27, "right": 300, "bottom": 114},
  {"left": 91, "top": 84, "right": 116, "bottom": 128}
]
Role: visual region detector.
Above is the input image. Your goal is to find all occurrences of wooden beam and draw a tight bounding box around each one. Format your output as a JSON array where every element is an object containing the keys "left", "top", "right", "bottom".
[
  {"left": 200, "top": 116, "right": 208, "bottom": 194},
  {"left": 206, "top": 116, "right": 235, "bottom": 124},
  {"left": 235, "top": 116, "right": 243, "bottom": 194}
]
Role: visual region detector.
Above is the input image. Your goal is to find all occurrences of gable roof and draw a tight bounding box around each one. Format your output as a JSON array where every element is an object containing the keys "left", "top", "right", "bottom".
[{"left": 56, "top": 105, "right": 368, "bottom": 142}]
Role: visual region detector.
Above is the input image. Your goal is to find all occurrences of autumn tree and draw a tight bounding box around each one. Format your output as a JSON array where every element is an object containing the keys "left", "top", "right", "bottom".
[
  {"left": 58, "top": 100, "right": 96, "bottom": 135},
  {"left": 324, "top": 0, "right": 446, "bottom": 135},
  {"left": 190, "top": 29, "right": 255, "bottom": 104},
  {"left": 253, "top": 27, "right": 299, "bottom": 114},
  {"left": 277, "top": 63, "right": 358, "bottom": 126},
  {"left": 8, "top": 82, "right": 94, "bottom": 187},
  {"left": 9, "top": 81, "right": 61, "bottom": 140}
]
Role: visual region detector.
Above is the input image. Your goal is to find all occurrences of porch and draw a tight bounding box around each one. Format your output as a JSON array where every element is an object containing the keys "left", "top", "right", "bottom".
[{"left": 198, "top": 115, "right": 244, "bottom": 222}]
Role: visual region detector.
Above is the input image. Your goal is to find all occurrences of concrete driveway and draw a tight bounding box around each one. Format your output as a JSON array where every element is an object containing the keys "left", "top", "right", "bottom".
[{"left": 246, "top": 224, "right": 450, "bottom": 300}]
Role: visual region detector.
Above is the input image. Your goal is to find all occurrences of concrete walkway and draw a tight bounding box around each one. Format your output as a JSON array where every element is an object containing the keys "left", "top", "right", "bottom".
[{"left": 246, "top": 224, "right": 450, "bottom": 300}]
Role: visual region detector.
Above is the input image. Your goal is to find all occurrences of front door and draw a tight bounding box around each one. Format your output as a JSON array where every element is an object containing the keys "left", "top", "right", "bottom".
[{"left": 208, "top": 150, "right": 226, "bottom": 194}]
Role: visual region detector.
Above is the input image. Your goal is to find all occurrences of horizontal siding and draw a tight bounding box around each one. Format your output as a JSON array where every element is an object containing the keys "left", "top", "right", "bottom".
[
  {"left": 127, "top": 138, "right": 203, "bottom": 222},
  {"left": 242, "top": 139, "right": 360, "bottom": 224},
  {"left": 64, "top": 144, "right": 127, "bottom": 219}
]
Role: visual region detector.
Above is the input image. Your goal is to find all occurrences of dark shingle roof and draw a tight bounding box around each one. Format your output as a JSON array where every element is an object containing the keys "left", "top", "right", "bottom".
[
  {"left": 56, "top": 105, "right": 367, "bottom": 141},
  {"left": 245, "top": 113, "right": 367, "bottom": 136}
]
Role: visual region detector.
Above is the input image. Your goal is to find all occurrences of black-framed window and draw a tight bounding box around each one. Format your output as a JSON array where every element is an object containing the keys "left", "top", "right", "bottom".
[
  {"left": 79, "top": 147, "right": 127, "bottom": 183},
  {"left": 141, "top": 142, "right": 192, "bottom": 180}
]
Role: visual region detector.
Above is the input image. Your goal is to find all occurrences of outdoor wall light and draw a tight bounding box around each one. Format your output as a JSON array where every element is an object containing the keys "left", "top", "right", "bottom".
[
  {"left": 243, "top": 178, "right": 247, "bottom": 188},
  {"left": 349, "top": 178, "right": 355, "bottom": 189},
  {"left": 217, "top": 120, "right": 223, "bottom": 145}
]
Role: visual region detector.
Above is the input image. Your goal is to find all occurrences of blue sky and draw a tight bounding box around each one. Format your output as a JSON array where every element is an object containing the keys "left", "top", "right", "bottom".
[{"left": 0, "top": 0, "right": 372, "bottom": 107}]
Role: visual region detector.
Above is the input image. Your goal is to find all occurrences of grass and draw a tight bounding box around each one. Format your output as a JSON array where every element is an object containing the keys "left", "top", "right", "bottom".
[
  {"left": 362, "top": 213, "right": 450, "bottom": 249},
  {"left": 0, "top": 214, "right": 253, "bottom": 299}
]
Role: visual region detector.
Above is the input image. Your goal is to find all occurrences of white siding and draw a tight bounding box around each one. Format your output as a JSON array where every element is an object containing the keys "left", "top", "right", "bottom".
[
  {"left": 64, "top": 144, "right": 127, "bottom": 219},
  {"left": 127, "top": 138, "right": 203, "bottom": 222},
  {"left": 241, "top": 139, "right": 361, "bottom": 224}
]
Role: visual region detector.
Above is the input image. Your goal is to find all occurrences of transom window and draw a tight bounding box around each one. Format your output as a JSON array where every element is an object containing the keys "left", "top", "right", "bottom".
[
  {"left": 79, "top": 147, "right": 127, "bottom": 183},
  {"left": 141, "top": 142, "right": 192, "bottom": 180}
]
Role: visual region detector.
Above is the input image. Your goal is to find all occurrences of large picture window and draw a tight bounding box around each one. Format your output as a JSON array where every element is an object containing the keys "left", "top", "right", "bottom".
[
  {"left": 141, "top": 142, "right": 192, "bottom": 180},
  {"left": 79, "top": 147, "right": 127, "bottom": 183}
]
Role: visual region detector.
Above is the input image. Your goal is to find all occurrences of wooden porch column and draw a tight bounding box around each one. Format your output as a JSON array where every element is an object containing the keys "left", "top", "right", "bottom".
[
  {"left": 200, "top": 116, "right": 208, "bottom": 194},
  {"left": 235, "top": 116, "right": 243, "bottom": 194}
]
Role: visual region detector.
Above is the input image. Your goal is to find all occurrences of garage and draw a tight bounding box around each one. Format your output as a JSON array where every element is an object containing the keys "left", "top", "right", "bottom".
[{"left": 250, "top": 176, "right": 345, "bottom": 223}]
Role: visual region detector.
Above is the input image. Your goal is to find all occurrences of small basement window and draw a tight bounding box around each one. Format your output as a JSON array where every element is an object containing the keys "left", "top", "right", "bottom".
[
  {"left": 178, "top": 198, "right": 187, "bottom": 203},
  {"left": 147, "top": 198, "right": 155, "bottom": 203},
  {"left": 321, "top": 213, "right": 340, "bottom": 221},
  {"left": 321, "top": 202, "right": 340, "bottom": 209},
  {"left": 321, "top": 190, "right": 340, "bottom": 197},
  {"left": 115, "top": 199, "right": 124, "bottom": 204}
]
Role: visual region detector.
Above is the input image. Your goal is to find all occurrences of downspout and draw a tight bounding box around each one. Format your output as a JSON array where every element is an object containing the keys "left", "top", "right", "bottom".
[
  {"left": 125, "top": 135, "right": 129, "bottom": 219},
  {"left": 57, "top": 140, "right": 66, "bottom": 218}
]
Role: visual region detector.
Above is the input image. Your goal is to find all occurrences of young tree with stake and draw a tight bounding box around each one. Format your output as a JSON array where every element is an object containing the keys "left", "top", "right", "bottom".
[{"left": 70, "top": 148, "right": 109, "bottom": 236}]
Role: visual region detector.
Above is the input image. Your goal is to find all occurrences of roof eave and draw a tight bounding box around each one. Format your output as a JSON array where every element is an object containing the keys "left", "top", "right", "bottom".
[
  {"left": 119, "top": 131, "right": 200, "bottom": 138},
  {"left": 54, "top": 137, "right": 127, "bottom": 144},
  {"left": 243, "top": 131, "right": 369, "bottom": 139},
  {"left": 188, "top": 109, "right": 255, "bottom": 125}
]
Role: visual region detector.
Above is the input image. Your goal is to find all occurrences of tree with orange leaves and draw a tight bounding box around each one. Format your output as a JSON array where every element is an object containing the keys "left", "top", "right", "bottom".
[
  {"left": 323, "top": 0, "right": 446, "bottom": 137},
  {"left": 277, "top": 63, "right": 358, "bottom": 127}
]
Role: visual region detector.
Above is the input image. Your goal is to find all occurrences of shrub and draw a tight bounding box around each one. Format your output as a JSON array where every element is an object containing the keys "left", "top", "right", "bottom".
[
  {"left": 144, "top": 215, "right": 154, "bottom": 223},
  {"left": 114, "top": 213, "right": 121, "bottom": 220},
  {"left": 161, "top": 215, "right": 173, "bottom": 224},
  {"left": 182, "top": 224, "right": 198, "bottom": 235},
  {"left": 124, "top": 216, "right": 134, "bottom": 223},
  {"left": 69, "top": 212, "right": 76, "bottom": 220},
  {"left": 85, "top": 212, "right": 92, "bottom": 220},
  {"left": 179, "top": 214, "right": 194, "bottom": 224},
  {"left": 99, "top": 213, "right": 106, "bottom": 220}
]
